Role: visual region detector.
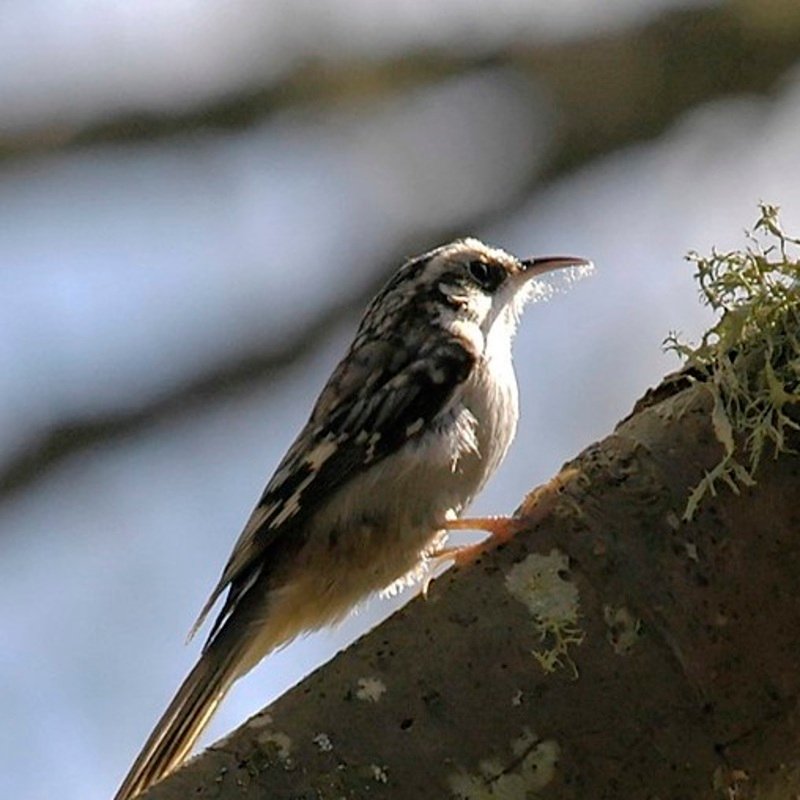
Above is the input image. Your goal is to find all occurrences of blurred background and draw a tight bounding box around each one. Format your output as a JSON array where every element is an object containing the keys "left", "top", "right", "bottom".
[{"left": 2, "top": 1, "right": 800, "bottom": 797}]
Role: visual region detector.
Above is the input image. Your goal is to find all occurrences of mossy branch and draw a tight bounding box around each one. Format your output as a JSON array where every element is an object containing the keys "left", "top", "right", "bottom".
[{"left": 665, "top": 203, "right": 800, "bottom": 518}]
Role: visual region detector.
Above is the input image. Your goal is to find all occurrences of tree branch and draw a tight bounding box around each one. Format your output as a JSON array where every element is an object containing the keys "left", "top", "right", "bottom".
[
  {"left": 136, "top": 369, "right": 800, "bottom": 798},
  {"left": 5, "top": 1, "right": 800, "bottom": 164}
]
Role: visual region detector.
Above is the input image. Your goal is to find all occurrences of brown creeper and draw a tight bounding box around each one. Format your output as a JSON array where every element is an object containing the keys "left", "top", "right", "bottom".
[{"left": 114, "top": 239, "right": 591, "bottom": 800}]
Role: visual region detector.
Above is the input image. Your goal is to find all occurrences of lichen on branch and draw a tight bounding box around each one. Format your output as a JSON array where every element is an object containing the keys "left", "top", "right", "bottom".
[{"left": 666, "top": 203, "right": 800, "bottom": 518}]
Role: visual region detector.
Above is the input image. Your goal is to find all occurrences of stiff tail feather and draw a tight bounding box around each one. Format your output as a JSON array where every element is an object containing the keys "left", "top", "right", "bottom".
[{"left": 114, "top": 640, "right": 246, "bottom": 800}]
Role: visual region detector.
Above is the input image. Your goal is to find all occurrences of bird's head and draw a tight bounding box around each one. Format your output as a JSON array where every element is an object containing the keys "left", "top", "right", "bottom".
[{"left": 359, "top": 238, "right": 591, "bottom": 355}]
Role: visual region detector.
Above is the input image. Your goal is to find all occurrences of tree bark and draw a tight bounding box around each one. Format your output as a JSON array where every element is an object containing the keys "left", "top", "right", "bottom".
[{"left": 140, "top": 372, "right": 800, "bottom": 799}]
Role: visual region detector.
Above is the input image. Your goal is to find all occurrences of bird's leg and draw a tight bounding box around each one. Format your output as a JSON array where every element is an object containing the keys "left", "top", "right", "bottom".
[
  {"left": 423, "top": 516, "right": 519, "bottom": 571},
  {"left": 433, "top": 515, "right": 524, "bottom": 567},
  {"left": 431, "top": 468, "right": 580, "bottom": 568},
  {"left": 444, "top": 514, "right": 521, "bottom": 537}
]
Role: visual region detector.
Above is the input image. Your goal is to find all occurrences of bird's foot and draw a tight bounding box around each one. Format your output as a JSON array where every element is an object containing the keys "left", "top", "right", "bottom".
[
  {"left": 432, "top": 515, "right": 524, "bottom": 567},
  {"left": 431, "top": 468, "right": 580, "bottom": 569}
]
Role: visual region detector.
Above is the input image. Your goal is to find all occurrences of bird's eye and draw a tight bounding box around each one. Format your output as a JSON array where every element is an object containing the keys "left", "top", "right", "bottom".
[{"left": 467, "top": 260, "right": 504, "bottom": 291}]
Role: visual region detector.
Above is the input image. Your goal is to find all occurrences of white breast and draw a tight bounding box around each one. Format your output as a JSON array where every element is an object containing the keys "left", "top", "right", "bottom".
[
  {"left": 258, "top": 328, "right": 520, "bottom": 655},
  {"left": 459, "top": 326, "right": 519, "bottom": 493}
]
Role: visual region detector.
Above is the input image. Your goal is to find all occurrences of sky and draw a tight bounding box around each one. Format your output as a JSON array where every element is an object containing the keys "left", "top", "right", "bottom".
[{"left": 4, "top": 2, "right": 800, "bottom": 799}]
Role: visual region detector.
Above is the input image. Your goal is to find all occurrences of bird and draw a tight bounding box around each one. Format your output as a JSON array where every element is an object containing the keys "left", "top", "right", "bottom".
[{"left": 114, "top": 238, "right": 591, "bottom": 800}]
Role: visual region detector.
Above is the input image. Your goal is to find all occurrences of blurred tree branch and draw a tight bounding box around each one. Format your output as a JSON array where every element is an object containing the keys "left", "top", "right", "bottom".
[
  {"left": 0, "top": 266, "right": 379, "bottom": 496},
  {"left": 136, "top": 366, "right": 800, "bottom": 799},
  {"left": 4, "top": 0, "right": 800, "bottom": 498},
  {"left": 4, "top": 2, "right": 799, "bottom": 165}
]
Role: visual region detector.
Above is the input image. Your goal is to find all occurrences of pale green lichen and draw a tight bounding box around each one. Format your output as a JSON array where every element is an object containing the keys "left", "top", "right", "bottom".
[
  {"left": 250, "top": 713, "right": 294, "bottom": 767},
  {"left": 666, "top": 203, "right": 800, "bottom": 519},
  {"left": 505, "top": 549, "right": 584, "bottom": 676},
  {"left": 712, "top": 764, "right": 750, "bottom": 798},
  {"left": 448, "top": 729, "right": 560, "bottom": 799},
  {"left": 355, "top": 676, "right": 387, "bottom": 702},
  {"left": 603, "top": 604, "right": 642, "bottom": 655},
  {"left": 370, "top": 764, "right": 389, "bottom": 784},
  {"left": 312, "top": 732, "right": 333, "bottom": 752}
]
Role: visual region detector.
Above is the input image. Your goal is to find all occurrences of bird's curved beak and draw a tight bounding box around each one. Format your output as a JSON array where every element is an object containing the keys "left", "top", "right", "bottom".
[{"left": 520, "top": 256, "right": 593, "bottom": 277}]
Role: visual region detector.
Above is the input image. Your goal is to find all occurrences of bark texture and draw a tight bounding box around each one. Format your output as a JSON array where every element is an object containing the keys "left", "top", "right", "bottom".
[{"left": 141, "top": 375, "right": 800, "bottom": 799}]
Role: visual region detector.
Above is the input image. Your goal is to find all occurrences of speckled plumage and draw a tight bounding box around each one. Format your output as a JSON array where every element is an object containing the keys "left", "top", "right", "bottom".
[{"left": 114, "top": 239, "right": 590, "bottom": 800}]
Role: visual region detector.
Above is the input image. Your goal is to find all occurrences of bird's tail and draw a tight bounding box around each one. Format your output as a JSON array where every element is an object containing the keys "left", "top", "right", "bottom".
[{"left": 114, "top": 636, "right": 248, "bottom": 800}]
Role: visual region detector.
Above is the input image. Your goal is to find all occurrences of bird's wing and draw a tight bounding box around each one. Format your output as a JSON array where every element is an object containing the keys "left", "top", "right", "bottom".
[{"left": 190, "top": 333, "right": 477, "bottom": 647}]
